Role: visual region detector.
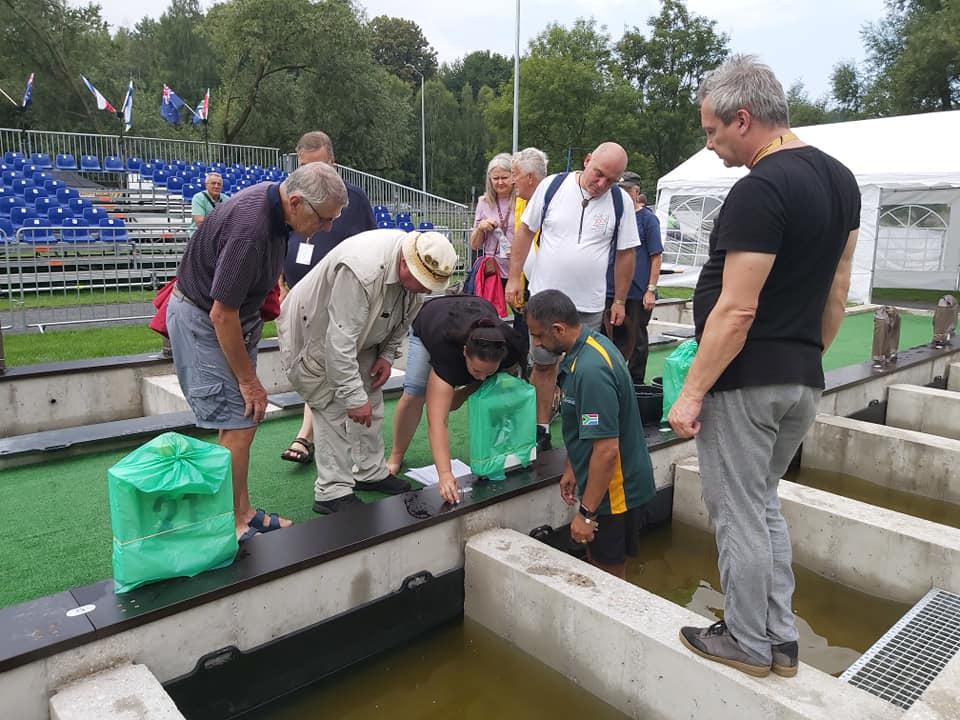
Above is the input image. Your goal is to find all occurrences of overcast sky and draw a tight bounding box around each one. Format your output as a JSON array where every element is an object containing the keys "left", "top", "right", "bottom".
[{"left": 86, "top": 0, "right": 886, "bottom": 99}]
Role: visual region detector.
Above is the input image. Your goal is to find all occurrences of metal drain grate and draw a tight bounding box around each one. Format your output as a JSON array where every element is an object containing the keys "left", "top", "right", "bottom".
[{"left": 840, "top": 588, "right": 960, "bottom": 710}]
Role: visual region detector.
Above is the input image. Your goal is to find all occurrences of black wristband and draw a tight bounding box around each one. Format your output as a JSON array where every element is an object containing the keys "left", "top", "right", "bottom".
[{"left": 578, "top": 502, "right": 598, "bottom": 521}]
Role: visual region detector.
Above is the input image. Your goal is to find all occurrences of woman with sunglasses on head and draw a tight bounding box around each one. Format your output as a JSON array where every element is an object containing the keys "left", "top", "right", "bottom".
[{"left": 387, "top": 294, "right": 528, "bottom": 504}]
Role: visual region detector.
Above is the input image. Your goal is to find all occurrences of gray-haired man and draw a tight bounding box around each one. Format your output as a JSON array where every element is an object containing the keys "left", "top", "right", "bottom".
[
  {"left": 168, "top": 162, "right": 348, "bottom": 543},
  {"left": 669, "top": 55, "right": 860, "bottom": 678}
]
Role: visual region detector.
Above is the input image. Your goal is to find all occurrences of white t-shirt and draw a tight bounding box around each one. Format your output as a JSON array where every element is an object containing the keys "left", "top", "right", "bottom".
[{"left": 520, "top": 173, "right": 641, "bottom": 312}]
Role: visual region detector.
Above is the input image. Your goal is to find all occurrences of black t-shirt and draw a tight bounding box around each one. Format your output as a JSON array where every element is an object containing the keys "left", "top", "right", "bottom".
[
  {"left": 412, "top": 295, "right": 528, "bottom": 387},
  {"left": 693, "top": 146, "right": 860, "bottom": 391}
]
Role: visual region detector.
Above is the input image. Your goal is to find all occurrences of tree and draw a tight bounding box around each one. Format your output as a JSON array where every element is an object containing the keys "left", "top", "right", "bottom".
[
  {"left": 786, "top": 81, "right": 827, "bottom": 126},
  {"left": 440, "top": 51, "right": 513, "bottom": 97},
  {"left": 617, "top": 0, "right": 729, "bottom": 182},
  {"left": 830, "top": 60, "right": 865, "bottom": 118},
  {"left": 859, "top": 0, "right": 960, "bottom": 114},
  {"left": 367, "top": 15, "right": 438, "bottom": 86}
]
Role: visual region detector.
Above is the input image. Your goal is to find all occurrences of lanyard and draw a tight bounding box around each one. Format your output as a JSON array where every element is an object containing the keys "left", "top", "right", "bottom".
[{"left": 749, "top": 131, "right": 798, "bottom": 168}]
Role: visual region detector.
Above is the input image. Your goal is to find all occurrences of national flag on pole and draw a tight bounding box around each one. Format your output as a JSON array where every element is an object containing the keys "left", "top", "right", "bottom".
[
  {"left": 192, "top": 88, "right": 209, "bottom": 125},
  {"left": 80, "top": 74, "right": 115, "bottom": 113},
  {"left": 120, "top": 80, "right": 134, "bottom": 131},
  {"left": 22, "top": 73, "right": 34, "bottom": 108},
  {"left": 160, "top": 84, "right": 185, "bottom": 125}
]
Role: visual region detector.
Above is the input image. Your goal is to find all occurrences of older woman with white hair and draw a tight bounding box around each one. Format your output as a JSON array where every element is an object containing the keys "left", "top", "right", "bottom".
[{"left": 470, "top": 153, "right": 516, "bottom": 290}]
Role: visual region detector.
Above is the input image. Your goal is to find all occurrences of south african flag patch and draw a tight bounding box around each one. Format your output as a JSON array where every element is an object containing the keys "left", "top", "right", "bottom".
[{"left": 581, "top": 413, "right": 599, "bottom": 426}]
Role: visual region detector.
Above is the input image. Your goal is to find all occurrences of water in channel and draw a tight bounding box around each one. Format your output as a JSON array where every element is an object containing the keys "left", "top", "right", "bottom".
[
  {"left": 784, "top": 466, "right": 960, "bottom": 530},
  {"left": 625, "top": 520, "right": 912, "bottom": 676},
  {"left": 261, "top": 617, "right": 629, "bottom": 719}
]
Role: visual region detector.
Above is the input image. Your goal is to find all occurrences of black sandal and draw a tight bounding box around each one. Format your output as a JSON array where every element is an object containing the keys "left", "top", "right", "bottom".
[{"left": 281, "top": 437, "right": 315, "bottom": 464}]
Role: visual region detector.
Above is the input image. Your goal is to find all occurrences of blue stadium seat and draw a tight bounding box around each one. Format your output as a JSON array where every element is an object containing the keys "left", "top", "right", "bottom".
[
  {"left": 99, "top": 217, "right": 128, "bottom": 241},
  {"left": 68, "top": 197, "right": 92, "bottom": 215},
  {"left": 48, "top": 206, "right": 72, "bottom": 225},
  {"left": 9, "top": 206, "right": 34, "bottom": 228},
  {"left": 12, "top": 157, "right": 24, "bottom": 171},
  {"left": 151, "top": 159, "right": 166, "bottom": 169},
  {"left": 166, "top": 175, "right": 184, "bottom": 194},
  {"left": 152, "top": 169, "right": 169, "bottom": 187},
  {"left": 170, "top": 159, "right": 186, "bottom": 171},
  {"left": 0, "top": 216, "right": 13, "bottom": 241},
  {"left": 181, "top": 183, "right": 199, "bottom": 200},
  {"left": 399, "top": 221, "right": 415, "bottom": 232},
  {"left": 0, "top": 186, "right": 10, "bottom": 197},
  {"left": 138, "top": 162, "right": 156, "bottom": 179},
  {"left": 34, "top": 197, "right": 57, "bottom": 216},
  {"left": 126, "top": 157, "right": 142, "bottom": 172},
  {"left": 57, "top": 187, "right": 79, "bottom": 204},
  {"left": 373, "top": 205, "right": 388, "bottom": 213},
  {"left": 44, "top": 179, "right": 64, "bottom": 193},
  {"left": 62, "top": 217, "right": 94, "bottom": 243},
  {"left": 104, "top": 156, "right": 124, "bottom": 172},
  {"left": 11, "top": 178, "right": 33, "bottom": 195},
  {"left": 0, "top": 196, "right": 23, "bottom": 215},
  {"left": 23, "top": 186, "right": 47, "bottom": 205},
  {"left": 56, "top": 153, "right": 78, "bottom": 170},
  {"left": 19, "top": 217, "right": 55, "bottom": 243},
  {"left": 377, "top": 220, "right": 397, "bottom": 229},
  {"left": 418, "top": 222, "right": 434, "bottom": 230},
  {"left": 80, "top": 155, "right": 101, "bottom": 171},
  {"left": 3, "top": 151, "right": 23, "bottom": 164},
  {"left": 21, "top": 164, "right": 40, "bottom": 179},
  {"left": 33, "top": 170, "right": 53, "bottom": 185},
  {"left": 30, "top": 152, "right": 52, "bottom": 169},
  {"left": 83, "top": 207, "right": 108, "bottom": 224},
  {"left": 2, "top": 170, "right": 20, "bottom": 187}
]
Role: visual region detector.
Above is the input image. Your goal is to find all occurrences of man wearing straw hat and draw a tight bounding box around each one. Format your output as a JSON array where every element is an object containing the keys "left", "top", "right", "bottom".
[{"left": 278, "top": 228, "right": 458, "bottom": 515}]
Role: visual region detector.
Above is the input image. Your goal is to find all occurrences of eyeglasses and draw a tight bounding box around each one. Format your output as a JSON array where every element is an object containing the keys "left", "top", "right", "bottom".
[{"left": 302, "top": 196, "right": 337, "bottom": 225}]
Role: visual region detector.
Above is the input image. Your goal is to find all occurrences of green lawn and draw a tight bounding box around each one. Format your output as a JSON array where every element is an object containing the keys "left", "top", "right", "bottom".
[
  {"left": 1, "top": 288, "right": 158, "bottom": 311},
  {"left": 872, "top": 288, "right": 959, "bottom": 305}
]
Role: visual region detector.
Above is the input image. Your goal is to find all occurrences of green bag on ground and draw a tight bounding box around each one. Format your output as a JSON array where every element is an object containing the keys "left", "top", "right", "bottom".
[
  {"left": 108, "top": 432, "right": 236, "bottom": 593},
  {"left": 661, "top": 339, "right": 699, "bottom": 423},
  {"left": 468, "top": 372, "right": 536, "bottom": 481}
]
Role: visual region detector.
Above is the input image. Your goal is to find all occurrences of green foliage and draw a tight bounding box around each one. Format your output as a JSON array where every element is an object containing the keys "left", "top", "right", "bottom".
[
  {"left": 440, "top": 50, "right": 513, "bottom": 98},
  {"left": 367, "top": 15, "right": 438, "bottom": 85}
]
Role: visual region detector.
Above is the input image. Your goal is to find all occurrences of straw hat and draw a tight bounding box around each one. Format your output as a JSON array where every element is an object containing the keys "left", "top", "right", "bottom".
[{"left": 401, "top": 231, "right": 457, "bottom": 292}]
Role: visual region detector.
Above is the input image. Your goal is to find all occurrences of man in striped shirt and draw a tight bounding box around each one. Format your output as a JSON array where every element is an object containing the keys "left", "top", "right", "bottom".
[
  {"left": 168, "top": 162, "right": 348, "bottom": 542},
  {"left": 525, "top": 289, "right": 656, "bottom": 578}
]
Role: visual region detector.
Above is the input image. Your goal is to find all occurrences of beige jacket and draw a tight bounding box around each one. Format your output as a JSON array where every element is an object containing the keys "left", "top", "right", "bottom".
[{"left": 277, "top": 229, "right": 424, "bottom": 409}]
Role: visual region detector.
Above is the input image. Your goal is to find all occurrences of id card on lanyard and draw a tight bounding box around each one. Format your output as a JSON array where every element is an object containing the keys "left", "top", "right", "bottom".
[{"left": 295, "top": 240, "right": 313, "bottom": 265}]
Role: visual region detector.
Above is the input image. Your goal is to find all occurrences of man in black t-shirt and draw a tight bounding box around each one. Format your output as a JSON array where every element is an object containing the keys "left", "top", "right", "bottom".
[{"left": 668, "top": 55, "right": 860, "bottom": 679}]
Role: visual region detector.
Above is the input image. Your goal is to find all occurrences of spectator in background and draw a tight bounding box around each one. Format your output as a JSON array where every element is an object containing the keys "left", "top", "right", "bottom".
[
  {"left": 603, "top": 172, "right": 663, "bottom": 384},
  {"left": 190, "top": 172, "right": 228, "bottom": 235},
  {"left": 167, "top": 162, "right": 347, "bottom": 542},
  {"left": 470, "top": 153, "right": 515, "bottom": 289},
  {"left": 279, "top": 130, "right": 376, "bottom": 466}
]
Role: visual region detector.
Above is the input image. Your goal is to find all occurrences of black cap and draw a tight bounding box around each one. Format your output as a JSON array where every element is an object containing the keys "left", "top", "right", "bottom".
[{"left": 619, "top": 170, "right": 642, "bottom": 188}]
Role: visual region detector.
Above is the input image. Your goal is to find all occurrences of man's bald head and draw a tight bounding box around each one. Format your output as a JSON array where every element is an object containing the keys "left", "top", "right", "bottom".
[{"left": 580, "top": 142, "right": 629, "bottom": 198}]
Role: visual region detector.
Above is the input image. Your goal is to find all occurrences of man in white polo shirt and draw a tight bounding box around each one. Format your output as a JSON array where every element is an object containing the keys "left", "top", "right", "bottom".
[{"left": 505, "top": 141, "right": 639, "bottom": 450}]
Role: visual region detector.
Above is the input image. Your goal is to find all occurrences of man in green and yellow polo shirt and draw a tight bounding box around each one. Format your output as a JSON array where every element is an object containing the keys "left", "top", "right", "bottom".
[{"left": 526, "top": 289, "right": 655, "bottom": 578}]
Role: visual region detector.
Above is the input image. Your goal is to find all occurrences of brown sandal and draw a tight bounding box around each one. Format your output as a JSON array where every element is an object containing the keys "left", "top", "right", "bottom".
[{"left": 281, "top": 437, "right": 314, "bottom": 464}]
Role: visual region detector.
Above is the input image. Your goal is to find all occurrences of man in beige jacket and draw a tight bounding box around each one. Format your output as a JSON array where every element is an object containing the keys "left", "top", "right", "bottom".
[{"left": 278, "top": 229, "right": 457, "bottom": 514}]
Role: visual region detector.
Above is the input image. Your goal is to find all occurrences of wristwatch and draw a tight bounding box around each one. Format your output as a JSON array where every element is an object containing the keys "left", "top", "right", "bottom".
[
  {"left": 578, "top": 502, "right": 598, "bottom": 524},
  {"left": 612, "top": 298, "right": 626, "bottom": 306},
  {"left": 646, "top": 284, "right": 657, "bottom": 292}
]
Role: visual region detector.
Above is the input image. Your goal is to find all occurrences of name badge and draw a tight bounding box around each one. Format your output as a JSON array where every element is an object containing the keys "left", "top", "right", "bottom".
[{"left": 295, "top": 242, "right": 313, "bottom": 265}]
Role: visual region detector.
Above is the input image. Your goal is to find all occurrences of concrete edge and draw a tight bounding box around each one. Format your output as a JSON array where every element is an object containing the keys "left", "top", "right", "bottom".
[
  {"left": 49, "top": 663, "right": 184, "bottom": 720},
  {"left": 465, "top": 528, "right": 900, "bottom": 720}
]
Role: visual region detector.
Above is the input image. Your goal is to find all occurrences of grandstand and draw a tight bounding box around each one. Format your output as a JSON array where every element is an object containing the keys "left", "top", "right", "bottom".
[{"left": 0, "top": 129, "right": 472, "bottom": 333}]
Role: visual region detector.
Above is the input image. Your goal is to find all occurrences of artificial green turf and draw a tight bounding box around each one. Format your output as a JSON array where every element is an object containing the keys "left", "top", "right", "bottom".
[
  {"left": 0, "top": 309, "right": 938, "bottom": 608},
  {"left": 1, "top": 288, "right": 157, "bottom": 312},
  {"left": 0, "top": 400, "right": 563, "bottom": 609},
  {"left": 872, "top": 288, "right": 959, "bottom": 305}
]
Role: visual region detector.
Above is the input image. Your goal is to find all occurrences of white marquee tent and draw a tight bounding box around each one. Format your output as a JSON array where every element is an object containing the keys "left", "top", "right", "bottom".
[{"left": 655, "top": 110, "right": 960, "bottom": 303}]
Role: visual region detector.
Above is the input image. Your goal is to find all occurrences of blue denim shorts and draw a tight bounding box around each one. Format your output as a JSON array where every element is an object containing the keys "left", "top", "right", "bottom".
[
  {"left": 166, "top": 293, "right": 262, "bottom": 429},
  {"left": 402, "top": 331, "right": 432, "bottom": 397}
]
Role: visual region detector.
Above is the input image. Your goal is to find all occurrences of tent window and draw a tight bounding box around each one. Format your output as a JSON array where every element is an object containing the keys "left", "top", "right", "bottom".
[
  {"left": 664, "top": 194, "right": 724, "bottom": 266},
  {"left": 877, "top": 204, "right": 950, "bottom": 272}
]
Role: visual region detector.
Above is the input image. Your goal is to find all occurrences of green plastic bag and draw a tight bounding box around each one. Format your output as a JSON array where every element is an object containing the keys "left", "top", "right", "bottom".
[
  {"left": 661, "top": 339, "right": 699, "bottom": 423},
  {"left": 108, "top": 432, "right": 237, "bottom": 593},
  {"left": 468, "top": 372, "right": 536, "bottom": 481}
]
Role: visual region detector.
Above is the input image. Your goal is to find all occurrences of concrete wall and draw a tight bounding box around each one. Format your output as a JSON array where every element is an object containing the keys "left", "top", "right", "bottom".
[
  {"left": 673, "top": 460, "right": 960, "bottom": 604},
  {"left": 803, "top": 414, "right": 960, "bottom": 504},
  {"left": 49, "top": 663, "right": 183, "bottom": 720},
  {"left": 465, "top": 528, "right": 901, "bottom": 720},
  {"left": 4, "top": 483, "right": 572, "bottom": 720},
  {"left": 948, "top": 362, "right": 960, "bottom": 392},
  {"left": 887, "top": 384, "right": 960, "bottom": 441}
]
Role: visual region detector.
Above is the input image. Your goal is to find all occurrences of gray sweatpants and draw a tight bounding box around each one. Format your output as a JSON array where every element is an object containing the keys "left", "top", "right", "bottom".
[
  {"left": 311, "top": 349, "right": 389, "bottom": 502},
  {"left": 695, "top": 384, "right": 820, "bottom": 664}
]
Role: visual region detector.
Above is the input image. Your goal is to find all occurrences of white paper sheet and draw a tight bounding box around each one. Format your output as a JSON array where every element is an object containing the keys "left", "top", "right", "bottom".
[{"left": 405, "top": 458, "right": 472, "bottom": 487}]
